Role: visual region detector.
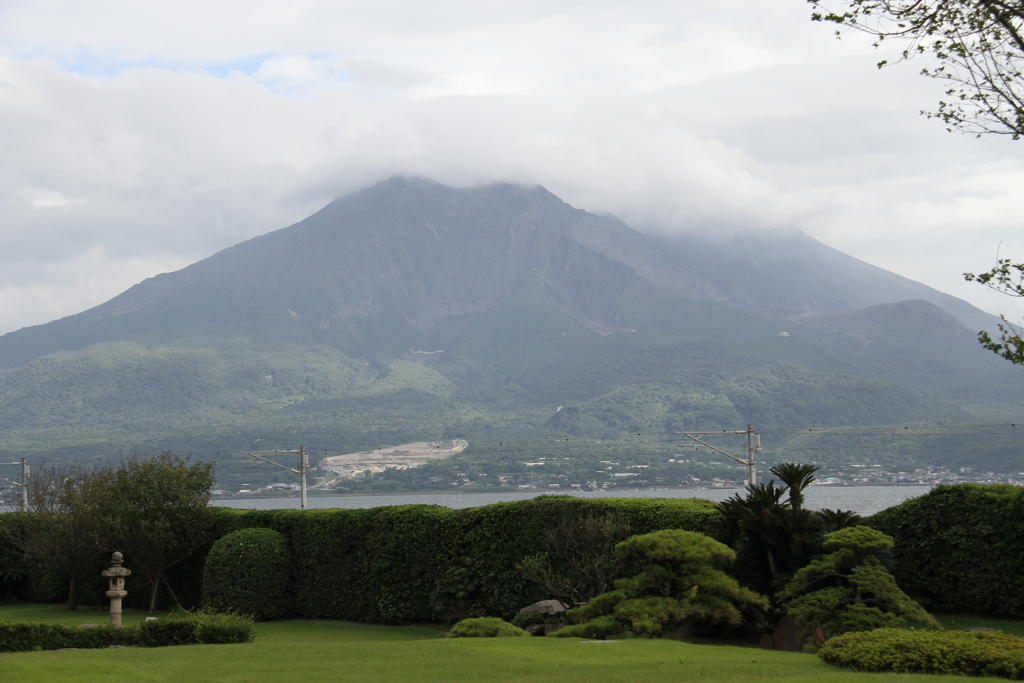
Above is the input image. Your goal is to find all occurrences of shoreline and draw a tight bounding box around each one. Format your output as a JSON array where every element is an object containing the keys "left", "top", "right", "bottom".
[{"left": 212, "top": 481, "right": 940, "bottom": 503}]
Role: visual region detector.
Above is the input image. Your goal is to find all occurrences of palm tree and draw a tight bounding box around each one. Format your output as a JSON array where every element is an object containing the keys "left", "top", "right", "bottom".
[
  {"left": 716, "top": 464, "right": 868, "bottom": 633},
  {"left": 818, "top": 508, "right": 863, "bottom": 534},
  {"left": 718, "top": 482, "right": 788, "bottom": 593},
  {"left": 769, "top": 463, "right": 820, "bottom": 514}
]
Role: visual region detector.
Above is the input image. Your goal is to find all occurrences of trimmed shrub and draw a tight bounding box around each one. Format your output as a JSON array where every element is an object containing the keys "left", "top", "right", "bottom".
[
  {"left": 781, "top": 526, "right": 939, "bottom": 643},
  {"left": 0, "top": 622, "right": 132, "bottom": 652},
  {"left": 448, "top": 617, "right": 528, "bottom": 638},
  {"left": 868, "top": 484, "right": 1024, "bottom": 617},
  {"left": 0, "top": 610, "right": 253, "bottom": 652},
  {"left": 819, "top": 628, "right": 1024, "bottom": 678},
  {"left": 190, "top": 610, "right": 256, "bottom": 644},
  {"left": 202, "top": 528, "right": 291, "bottom": 620},
  {"left": 136, "top": 609, "right": 255, "bottom": 646},
  {"left": 550, "top": 530, "right": 767, "bottom": 639}
]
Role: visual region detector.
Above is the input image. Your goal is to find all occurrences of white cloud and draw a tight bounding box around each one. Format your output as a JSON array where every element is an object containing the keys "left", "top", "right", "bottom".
[
  {"left": 17, "top": 187, "right": 84, "bottom": 208},
  {"left": 0, "top": 0, "right": 1022, "bottom": 334}
]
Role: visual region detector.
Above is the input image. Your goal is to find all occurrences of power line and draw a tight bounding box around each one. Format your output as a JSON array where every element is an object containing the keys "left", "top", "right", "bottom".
[
  {"left": 759, "top": 423, "right": 1023, "bottom": 434},
  {"left": 770, "top": 440, "right": 1024, "bottom": 450},
  {"left": 288, "top": 422, "right": 1024, "bottom": 456}
]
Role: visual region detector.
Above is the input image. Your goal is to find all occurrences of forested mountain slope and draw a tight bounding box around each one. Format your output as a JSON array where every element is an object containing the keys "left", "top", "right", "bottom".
[{"left": 0, "top": 178, "right": 1018, "bottom": 487}]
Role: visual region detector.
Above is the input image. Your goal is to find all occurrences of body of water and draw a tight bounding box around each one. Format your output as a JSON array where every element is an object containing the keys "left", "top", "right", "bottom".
[{"left": 214, "top": 485, "right": 932, "bottom": 516}]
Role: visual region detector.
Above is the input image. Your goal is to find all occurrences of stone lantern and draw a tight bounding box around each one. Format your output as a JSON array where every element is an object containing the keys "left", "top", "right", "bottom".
[{"left": 102, "top": 551, "right": 131, "bottom": 627}]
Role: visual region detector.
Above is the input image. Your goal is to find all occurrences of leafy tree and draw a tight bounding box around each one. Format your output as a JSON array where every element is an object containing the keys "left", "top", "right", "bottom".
[
  {"left": 809, "top": 0, "right": 1024, "bottom": 138},
  {"left": 551, "top": 530, "right": 767, "bottom": 639},
  {"left": 517, "top": 515, "right": 631, "bottom": 605},
  {"left": 0, "top": 537, "right": 28, "bottom": 604},
  {"left": 781, "top": 526, "right": 940, "bottom": 643},
  {"left": 812, "top": 3, "right": 1024, "bottom": 363},
  {"left": 965, "top": 259, "right": 1024, "bottom": 364},
  {"left": 85, "top": 453, "right": 216, "bottom": 612},
  {"left": 2, "top": 464, "right": 103, "bottom": 610}
]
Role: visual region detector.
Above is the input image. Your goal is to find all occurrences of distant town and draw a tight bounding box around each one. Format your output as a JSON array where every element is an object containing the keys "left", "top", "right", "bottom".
[{"left": 206, "top": 464, "right": 1024, "bottom": 498}]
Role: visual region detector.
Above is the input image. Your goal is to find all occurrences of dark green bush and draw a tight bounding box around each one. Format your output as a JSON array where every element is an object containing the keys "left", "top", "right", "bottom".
[
  {"left": 551, "top": 529, "right": 767, "bottom": 639},
  {"left": 819, "top": 628, "right": 1024, "bottom": 678},
  {"left": 448, "top": 617, "right": 528, "bottom": 638},
  {"left": 284, "top": 504, "right": 454, "bottom": 623},
  {"left": 202, "top": 528, "right": 291, "bottom": 620},
  {"left": 510, "top": 611, "right": 543, "bottom": 629},
  {"left": 0, "top": 610, "right": 253, "bottom": 652},
  {"left": 781, "top": 526, "right": 939, "bottom": 643},
  {"left": 868, "top": 484, "right": 1024, "bottom": 617}
]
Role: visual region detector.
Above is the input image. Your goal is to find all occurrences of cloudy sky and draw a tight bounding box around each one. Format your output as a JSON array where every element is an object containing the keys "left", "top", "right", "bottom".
[{"left": 1, "top": 0, "right": 1022, "bottom": 336}]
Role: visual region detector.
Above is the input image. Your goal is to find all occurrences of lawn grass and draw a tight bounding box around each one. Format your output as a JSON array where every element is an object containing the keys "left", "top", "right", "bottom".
[
  {"left": 0, "top": 603, "right": 1008, "bottom": 682},
  {"left": 0, "top": 602, "right": 169, "bottom": 627},
  {"left": 936, "top": 613, "right": 1024, "bottom": 637}
]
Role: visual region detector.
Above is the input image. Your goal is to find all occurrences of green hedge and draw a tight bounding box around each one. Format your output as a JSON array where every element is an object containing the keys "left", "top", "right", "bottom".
[
  {"left": 202, "top": 496, "right": 720, "bottom": 623},
  {"left": 1, "top": 496, "right": 720, "bottom": 624},
  {"left": 868, "top": 484, "right": 1024, "bottom": 617},
  {"left": 819, "top": 628, "right": 1024, "bottom": 678},
  {"left": 0, "top": 610, "right": 254, "bottom": 652},
  {"left": 202, "top": 528, "right": 291, "bottom": 620}
]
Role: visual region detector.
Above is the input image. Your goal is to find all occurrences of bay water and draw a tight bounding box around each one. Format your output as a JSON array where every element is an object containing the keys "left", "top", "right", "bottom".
[{"left": 214, "top": 485, "right": 931, "bottom": 516}]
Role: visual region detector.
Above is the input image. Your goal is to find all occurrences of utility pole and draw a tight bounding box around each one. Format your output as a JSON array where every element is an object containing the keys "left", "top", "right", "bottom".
[
  {"left": 675, "top": 426, "right": 760, "bottom": 486},
  {"left": 746, "top": 424, "right": 759, "bottom": 486},
  {"left": 0, "top": 458, "right": 30, "bottom": 511},
  {"left": 242, "top": 447, "right": 308, "bottom": 509}
]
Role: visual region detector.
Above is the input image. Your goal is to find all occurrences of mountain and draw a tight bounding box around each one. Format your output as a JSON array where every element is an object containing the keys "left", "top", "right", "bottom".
[
  {"left": 0, "top": 177, "right": 1020, "bottom": 488},
  {"left": 0, "top": 177, "right": 998, "bottom": 368}
]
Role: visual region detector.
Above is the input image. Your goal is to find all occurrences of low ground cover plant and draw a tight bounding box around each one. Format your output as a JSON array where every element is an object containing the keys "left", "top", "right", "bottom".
[
  {"left": 0, "top": 608, "right": 254, "bottom": 652},
  {"left": 447, "top": 617, "right": 528, "bottom": 638},
  {"left": 819, "top": 628, "right": 1024, "bottom": 678}
]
